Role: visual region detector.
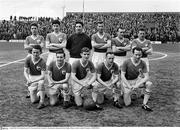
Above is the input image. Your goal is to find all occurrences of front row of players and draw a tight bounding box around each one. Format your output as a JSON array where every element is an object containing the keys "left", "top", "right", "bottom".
[{"left": 24, "top": 45, "right": 153, "bottom": 111}]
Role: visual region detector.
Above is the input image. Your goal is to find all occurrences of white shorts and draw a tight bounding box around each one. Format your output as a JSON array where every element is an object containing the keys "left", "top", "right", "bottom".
[
  {"left": 114, "top": 56, "right": 127, "bottom": 68},
  {"left": 72, "top": 73, "right": 93, "bottom": 96},
  {"left": 46, "top": 52, "right": 56, "bottom": 66},
  {"left": 122, "top": 77, "right": 145, "bottom": 94},
  {"left": 28, "top": 75, "right": 45, "bottom": 92},
  {"left": 47, "top": 83, "right": 70, "bottom": 96},
  {"left": 92, "top": 52, "right": 105, "bottom": 68},
  {"left": 141, "top": 58, "right": 149, "bottom": 72},
  {"left": 92, "top": 80, "right": 121, "bottom": 94}
]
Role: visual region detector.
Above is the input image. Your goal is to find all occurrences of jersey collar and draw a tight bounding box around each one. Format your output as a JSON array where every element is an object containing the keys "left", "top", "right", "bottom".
[
  {"left": 56, "top": 61, "right": 65, "bottom": 70},
  {"left": 116, "top": 37, "right": 124, "bottom": 43},
  {"left": 80, "top": 59, "right": 89, "bottom": 68},
  {"left": 31, "top": 55, "right": 41, "bottom": 65},
  {"left": 104, "top": 61, "right": 113, "bottom": 70},
  {"left": 97, "top": 32, "right": 105, "bottom": 39},
  {"left": 31, "top": 35, "right": 39, "bottom": 40},
  {"left": 137, "top": 38, "right": 146, "bottom": 43},
  {"left": 130, "top": 57, "right": 141, "bottom": 67}
]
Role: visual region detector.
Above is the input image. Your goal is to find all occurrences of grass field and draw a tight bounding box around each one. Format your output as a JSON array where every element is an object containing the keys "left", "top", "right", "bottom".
[{"left": 0, "top": 42, "right": 180, "bottom": 127}]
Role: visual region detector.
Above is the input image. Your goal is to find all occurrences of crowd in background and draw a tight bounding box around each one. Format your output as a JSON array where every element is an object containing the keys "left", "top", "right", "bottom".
[{"left": 0, "top": 12, "right": 179, "bottom": 43}]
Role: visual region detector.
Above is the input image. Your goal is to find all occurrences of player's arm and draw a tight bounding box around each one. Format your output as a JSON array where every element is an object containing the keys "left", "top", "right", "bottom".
[
  {"left": 47, "top": 70, "right": 55, "bottom": 85},
  {"left": 24, "top": 67, "right": 30, "bottom": 82},
  {"left": 50, "top": 40, "right": 67, "bottom": 49},
  {"left": 39, "top": 37, "right": 45, "bottom": 49},
  {"left": 112, "top": 45, "right": 128, "bottom": 53},
  {"left": 121, "top": 71, "right": 132, "bottom": 89},
  {"left": 133, "top": 72, "right": 149, "bottom": 89},
  {"left": 87, "top": 72, "right": 96, "bottom": 86},
  {"left": 99, "top": 39, "right": 111, "bottom": 49},
  {"left": 54, "top": 72, "right": 71, "bottom": 84},
  {"left": 71, "top": 73, "right": 85, "bottom": 86},
  {"left": 97, "top": 73, "right": 109, "bottom": 88},
  {"left": 91, "top": 40, "right": 105, "bottom": 48},
  {"left": 46, "top": 41, "right": 59, "bottom": 50},
  {"left": 116, "top": 44, "right": 131, "bottom": 51},
  {"left": 31, "top": 71, "right": 45, "bottom": 83},
  {"left": 144, "top": 42, "right": 153, "bottom": 55},
  {"left": 110, "top": 74, "right": 119, "bottom": 86},
  {"left": 24, "top": 37, "right": 33, "bottom": 50}
]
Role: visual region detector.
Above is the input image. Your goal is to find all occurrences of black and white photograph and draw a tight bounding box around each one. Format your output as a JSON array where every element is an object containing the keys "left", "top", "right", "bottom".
[{"left": 0, "top": 0, "right": 180, "bottom": 128}]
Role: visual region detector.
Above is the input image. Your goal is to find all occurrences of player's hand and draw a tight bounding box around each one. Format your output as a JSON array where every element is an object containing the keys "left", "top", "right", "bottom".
[
  {"left": 142, "top": 47, "right": 149, "bottom": 51},
  {"left": 48, "top": 82, "right": 55, "bottom": 87},
  {"left": 26, "top": 80, "right": 32, "bottom": 86}
]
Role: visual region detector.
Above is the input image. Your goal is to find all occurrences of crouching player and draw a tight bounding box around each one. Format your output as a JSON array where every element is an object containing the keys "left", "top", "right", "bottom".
[
  {"left": 121, "top": 47, "right": 153, "bottom": 111},
  {"left": 92, "top": 51, "right": 122, "bottom": 108},
  {"left": 71, "top": 47, "right": 102, "bottom": 110},
  {"left": 24, "top": 45, "right": 46, "bottom": 109},
  {"left": 47, "top": 50, "right": 71, "bottom": 109}
]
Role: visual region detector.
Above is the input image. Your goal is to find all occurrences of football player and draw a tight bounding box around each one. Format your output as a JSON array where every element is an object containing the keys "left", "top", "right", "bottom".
[
  {"left": 121, "top": 47, "right": 153, "bottom": 111},
  {"left": 46, "top": 20, "right": 67, "bottom": 67},
  {"left": 24, "top": 45, "right": 46, "bottom": 109},
  {"left": 47, "top": 50, "right": 71, "bottom": 109}
]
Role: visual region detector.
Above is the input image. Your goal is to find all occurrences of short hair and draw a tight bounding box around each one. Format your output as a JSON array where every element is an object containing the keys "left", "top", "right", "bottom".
[
  {"left": 75, "top": 21, "right": 83, "bottom": 27},
  {"left": 30, "top": 22, "right": 38, "bottom": 28},
  {"left": 105, "top": 51, "right": 114, "bottom": 57},
  {"left": 81, "top": 47, "right": 90, "bottom": 53},
  {"left": 52, "top": 20, "right": 60, "bottom": 25},
  {"left": 32, "top": 45, "right": 42, "bottom": 53},
  {"left": 132, "top": 47, "right": 143, "bottom": 54},
  {"left": 56, "top": 50, "right": 65, "bottom": 57},
  {"left": 138, "top": 27, "right": 146, "bottom": 32},
  {"left": 97, "top": 21, "right": 104, "bottom": 25}
]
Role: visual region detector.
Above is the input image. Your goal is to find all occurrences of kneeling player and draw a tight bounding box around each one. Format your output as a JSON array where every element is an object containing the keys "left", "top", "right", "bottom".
[
  {"left": 92, "top": 51, "right": 122, "bottom": 108},
  {"left": 24, "top": 45, "right": 46, "bottom": 109},
  {"left": 71, "top": 47, "right": 102, "bottom": 110},
  {"left": 121, "top": 47, "right": 153, "bottom": 111},
  {"left": 47, "top": 50, "right": 71, "bottom": 109}
]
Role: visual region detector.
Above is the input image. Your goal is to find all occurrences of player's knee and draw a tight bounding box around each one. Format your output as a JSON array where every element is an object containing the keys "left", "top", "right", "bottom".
[
  {"left": 50, "top": 100, "right": 57, "bottom": 106},
  {"left": 74, "top": 95, "right": 83, "bottom": 106},
  {"left": 145, "top": 81, "right": 153, "bottom": 91},
  {"left": 62, "top": 84, "right": 69, "bottom": 91}
]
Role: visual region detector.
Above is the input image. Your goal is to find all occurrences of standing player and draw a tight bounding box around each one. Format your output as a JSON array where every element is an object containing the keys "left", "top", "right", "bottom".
[
  {"left": 131, "top": 28, "right": 153, "bottom": 72},
  {"left": 46, "top": 20, "right": 67, "bottom": 67},
  {"left": 71, "top": 47, "right": 101, "bottom": 110},
  {"left": 121, "top": 47, "right": 153, "bottom": 111},
  {"left": 112, "top": 27, "right": 131, "bottom": 68},
  {"left": 47, "top": 50, "right": 71, "bottom": 109},
  {"left": 91, "top": 21, "right": 111, "bottom": 67},
  {"left": 24, "top": 23, "right": 45, "bottom": 98},
  {"left": 92, "top": 51, "right": 122, "bottom": 108},
  {"left": 66, "top": 21, "right": 92, "bottom": 65},
  {"left": 24, "top": 22, "right": 45, "bottom": 57},
  {"left": 24, "top": 45, "right": 46, "bottom": 109}
]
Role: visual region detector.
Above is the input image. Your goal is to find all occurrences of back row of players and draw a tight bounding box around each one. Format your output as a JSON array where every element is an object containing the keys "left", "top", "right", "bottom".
[{"left": 24, "top": 20, "right": 153, "bottom": 111}]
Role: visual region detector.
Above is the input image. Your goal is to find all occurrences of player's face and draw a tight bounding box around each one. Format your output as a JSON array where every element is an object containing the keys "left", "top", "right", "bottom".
[
  {"left": 52, "top": 24, "right": 60, "bottom": 32},
  {"left": 81, "top": 51, "right": 90, "bottom": 61},
  {"left": 97, "top": 24, "right": 104, "bottom": 33},
  {"left": 117, "top": 29, "right": 125, "bottom": 38},
  {"left": 75, "top": 23, "right": 83, "bottom": 33},
  {"left": 133, "top": 50, "right": 142, "bottom": 61},
  {"left": 32, "top": 48, "right": 41, "bottom": 59},
  {"left": 106, "top": 54, "right": 114, "bottom": 64},
  {"left": 138, "top": 31, "right": 145, "bottom": 40},
  {"left": 31, "top": 26, "right": 38, "bottom": 35},
  {"left": 56, "top": 53, "right": 65, "bottom": 63}
]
